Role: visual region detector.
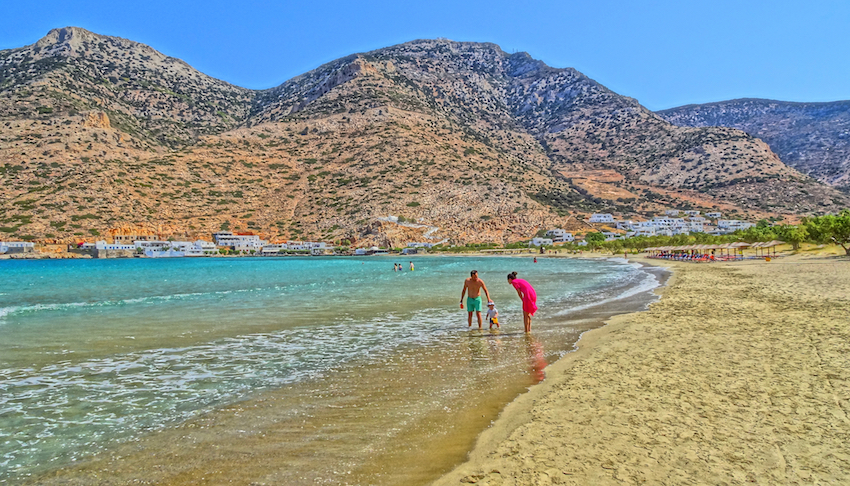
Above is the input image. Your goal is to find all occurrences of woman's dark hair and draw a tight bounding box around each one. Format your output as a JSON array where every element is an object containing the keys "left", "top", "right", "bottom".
[{"left": 507, "top": 271, "right": 518, "bottom": 281}]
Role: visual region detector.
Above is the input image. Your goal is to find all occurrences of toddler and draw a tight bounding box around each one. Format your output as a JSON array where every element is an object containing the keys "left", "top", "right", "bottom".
[{"left": 486, "top": 301, "right": 499, "bottom": 329}]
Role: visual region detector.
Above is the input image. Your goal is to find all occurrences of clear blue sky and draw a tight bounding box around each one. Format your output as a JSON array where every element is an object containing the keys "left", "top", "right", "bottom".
[{"left": 2, "top": 0, "right": 849, "bottom": 110}]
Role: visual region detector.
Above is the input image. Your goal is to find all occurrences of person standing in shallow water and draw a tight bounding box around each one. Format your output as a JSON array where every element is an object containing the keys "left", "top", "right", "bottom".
[
  {"left": 460, "top": 270, "right": 491, "bottom": 329},
  {"left": 508, "top": 271, "right": 537, "bottom": 332}
]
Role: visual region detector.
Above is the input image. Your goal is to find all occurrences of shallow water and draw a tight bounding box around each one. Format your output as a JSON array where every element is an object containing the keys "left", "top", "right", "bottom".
[{"left": 0, "top": 256, "right": 664, "bottom": 484}]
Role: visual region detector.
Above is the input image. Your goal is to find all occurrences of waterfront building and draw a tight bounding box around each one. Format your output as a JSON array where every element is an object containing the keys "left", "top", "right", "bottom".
[
  {"left": 0, "top": 241, "right": 35, "bottom": 253},
  {"left": 212, "top": 232, "right": 266, "bottom": 251},
  {"left": 194, "top": 240, "right": 217, "bottom": 254},
  {"left": 530, "top": 237, "right": 554, "bottom": 247},
  {"left": 261, "top": 244, "right": 287, "bottom": 255},
  {"left": 134, "top": 240, "right": 171, "bottom": 251},
  {"left": 114, "top": 233, "right": 157, "bottom": 244},
  {"left": 95, "top": 241, "right": 135, "bottom": 250}
]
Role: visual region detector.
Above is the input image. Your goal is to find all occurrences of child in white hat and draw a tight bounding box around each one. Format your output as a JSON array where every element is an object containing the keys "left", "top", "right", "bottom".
[{"left": 486, "top": 301, "right": 499, "bottom": 329}]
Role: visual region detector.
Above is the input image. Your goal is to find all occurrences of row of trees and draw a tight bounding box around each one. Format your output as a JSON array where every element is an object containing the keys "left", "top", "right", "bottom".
[{"left": 580, "top": 210, "right": 850, "bottom": 256}]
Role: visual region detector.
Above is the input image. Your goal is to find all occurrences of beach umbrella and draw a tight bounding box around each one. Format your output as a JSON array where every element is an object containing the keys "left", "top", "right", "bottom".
[
  {"left": 761, "top": 240, "right": 785, "bottom": 257},
  {"left": 731, "top": 242, "right": 750, "bottom": 259}
]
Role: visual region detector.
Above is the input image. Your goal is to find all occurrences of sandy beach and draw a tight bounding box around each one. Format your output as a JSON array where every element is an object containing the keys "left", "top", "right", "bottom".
[{"left": 435, "top": 253, "right": 850, "bottom": 485}]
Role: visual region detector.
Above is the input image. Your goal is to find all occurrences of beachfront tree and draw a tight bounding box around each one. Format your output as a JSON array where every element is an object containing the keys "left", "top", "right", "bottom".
[
  {"left": 802, "top": 210, "right": 850, "bottom": 256},
  {"left": 774, "top": 224, "right": 808, "bottom": 251},
  {"left": 604, "top": 239, "right": 624, "bottom": 254},
  {"left": 584, "top": 232, "right": 605, "bottom": 250},
  {"left": 737, "top": 225, "right": 777, "bottom": 243}
]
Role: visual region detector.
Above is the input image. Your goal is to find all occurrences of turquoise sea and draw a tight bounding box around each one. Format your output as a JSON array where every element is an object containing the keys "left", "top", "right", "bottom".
[{"left": 0, "top": 256, "right": 663, "bottom": 484}]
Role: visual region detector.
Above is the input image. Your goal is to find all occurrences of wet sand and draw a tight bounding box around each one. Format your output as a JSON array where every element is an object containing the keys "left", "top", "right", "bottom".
[{"left": 435, "top": 254, "right": 850, "bottom": 485}]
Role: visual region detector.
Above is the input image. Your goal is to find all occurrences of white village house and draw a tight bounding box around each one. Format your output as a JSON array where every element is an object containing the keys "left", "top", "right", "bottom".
[
  {"left": 213, "top": 232, "right": 266, "bottom": 251},
  {"left": 529, "top": 237, "right": 554, "bottom": 247},
  {"left": 0, "top": 241, "right": 35, "bottom": 253},
  {"left": 588, "top": 213, "right": 615, "bottom": 223},
  {"left": 545, "top": 229, "right": 575, "bottom": 242}
]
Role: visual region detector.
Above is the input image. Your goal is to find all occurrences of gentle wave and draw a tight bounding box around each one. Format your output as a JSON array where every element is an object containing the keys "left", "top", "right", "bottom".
[
  {"left": 0, "top": 308, "right": 459, "bottom": 478},
  {"left": 552, "top": 268, "right": 661, "bottom": 316},
  {"left": 0, "top": 287, "right": 277, "bottom": 321}
]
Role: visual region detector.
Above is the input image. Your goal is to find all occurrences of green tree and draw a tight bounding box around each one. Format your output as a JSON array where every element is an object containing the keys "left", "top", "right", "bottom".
[
  {"left": 604, "top": 239, "right": 624, "bottom": 254},
  {"left": 583, "top": 231, "right": 605, "bottom": 251},
  {"left": 737, "top": 225, "right": 777, "bottom": 243},
  {"left": 774, "top": 224, "right": 807, "bottom": 251},
  {"left": 802, "top": 210, "right": 850, "bottom": 256}
]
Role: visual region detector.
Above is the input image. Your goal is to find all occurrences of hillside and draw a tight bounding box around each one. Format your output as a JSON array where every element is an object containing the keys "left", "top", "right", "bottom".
[
  {"left": 1, "top": 29, "right": 847, "bottom": 246},
  {"left": 658, "top": 99, "right": 850, "bottom": 190}
]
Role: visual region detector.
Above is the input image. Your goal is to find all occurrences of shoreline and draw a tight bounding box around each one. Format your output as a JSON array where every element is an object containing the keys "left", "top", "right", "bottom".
[
  {"left": 15, "top": 255, "right": 664, "bottom": 485},
  {"left": 433, "top": 254, "right": 850, "bottom": 485}
]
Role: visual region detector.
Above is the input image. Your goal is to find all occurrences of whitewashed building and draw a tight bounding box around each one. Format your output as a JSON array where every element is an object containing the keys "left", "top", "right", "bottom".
[
  {"left": 261, "top": 244, "right": 287, "bottom": 255},
  {"left": 688, "top": 221, "right": 705, "bottom": 233},
  {"left": 529, "top": 237, "right": 554, "bottom": 247},
  {"left": 95, "top": 241, "right": 135, "bottom": 250},
  {"left": 195, "top": 240, "right": 217, "bottom": 253},
  {"left": 134, "top": 240, "right": 170, "bottom": 251},
  {"left": 1, "top": 241, "right": 35, "bottom": 253},
  {"left": 588, "top": 213, "right": 615, "bottom": 223},
  {"left": 706, "top": 212, "right": 722, "bottom": 219},
  {"left": 212, "top": 232, "right": 266, "bottom": 251},
  {"left": 716, "top": 220, "right": 755, "bottom": 234},
  {"left": 162, "top": 241, "right": 207, "bottom": 257},
  {"left": 545, "top": 229, "right": 575, "bottom": 242}
]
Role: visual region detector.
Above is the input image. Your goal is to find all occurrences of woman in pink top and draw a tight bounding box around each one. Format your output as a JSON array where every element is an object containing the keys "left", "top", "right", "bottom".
[{"left": 507, "top": 271, "right": 537, "bottom": 332}]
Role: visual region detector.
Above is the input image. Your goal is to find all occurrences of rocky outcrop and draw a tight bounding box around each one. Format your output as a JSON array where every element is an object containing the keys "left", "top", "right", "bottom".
[{"left": 83, "top": 111, "right": 110, "bottom": 129}]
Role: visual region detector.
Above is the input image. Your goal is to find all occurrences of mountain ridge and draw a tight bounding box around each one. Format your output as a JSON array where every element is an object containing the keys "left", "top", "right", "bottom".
[
  {"left": 658, "top": 98, "right": 850, "bottom": 189},
  {"left": 1, "top": 28, "right": 846, "bottom": 246}
]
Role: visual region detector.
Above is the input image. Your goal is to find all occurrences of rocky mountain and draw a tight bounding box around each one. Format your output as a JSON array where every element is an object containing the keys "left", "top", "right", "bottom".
[
  {"left": 658, "top": 99, "right": 850, "bottom": 190},
  {"left": 0, "top": 27, "right": 253, "bottom": 148},
  {"left": 1, "top": 28, "right": 847, "bottom": 246}
]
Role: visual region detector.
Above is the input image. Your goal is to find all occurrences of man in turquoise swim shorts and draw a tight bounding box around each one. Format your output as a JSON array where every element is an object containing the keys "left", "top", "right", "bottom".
[{"left": 460, "top": 270, "right": 492, "bottom": 329}]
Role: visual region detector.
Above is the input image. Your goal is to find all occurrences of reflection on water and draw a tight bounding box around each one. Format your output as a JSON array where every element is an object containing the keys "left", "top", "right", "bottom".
[{"left": 525, "top": 334, "right": 548, "bottom": 383}]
